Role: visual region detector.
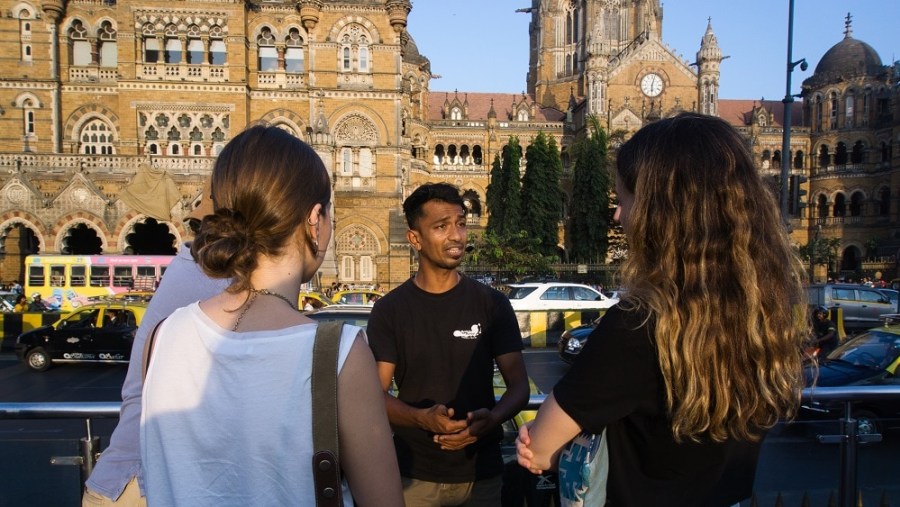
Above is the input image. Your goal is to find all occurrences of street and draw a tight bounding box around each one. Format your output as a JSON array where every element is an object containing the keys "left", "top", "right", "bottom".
[{"left": 1, "top": 349, "right": 899, "bottom": 507}]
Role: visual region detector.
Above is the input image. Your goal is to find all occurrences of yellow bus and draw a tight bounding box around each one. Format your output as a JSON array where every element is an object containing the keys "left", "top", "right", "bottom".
[{"left": 24, "top": 255, "right": 174, "bottom": 311}]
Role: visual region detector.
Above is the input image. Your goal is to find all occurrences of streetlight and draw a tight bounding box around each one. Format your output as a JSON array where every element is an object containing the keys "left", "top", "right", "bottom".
[{"left": 780, "top": 0, "right": 807, "bottom": 223}]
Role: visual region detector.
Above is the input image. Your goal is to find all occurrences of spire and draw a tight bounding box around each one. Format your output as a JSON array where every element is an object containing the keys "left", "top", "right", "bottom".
[
  {"left": 488, "top": 98, "right": 497, "bottom": 119},
  {"left": 843, "top": 12, "right": 853, "bottom": 39},
  {"left": 696, "top": 17, "right": 722, "bottom": 64}
]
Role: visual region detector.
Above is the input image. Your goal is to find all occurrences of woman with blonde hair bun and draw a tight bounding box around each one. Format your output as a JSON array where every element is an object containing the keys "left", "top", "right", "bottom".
[
  {"left": 517, "top": 113, "right": 807, "bottom": 506},
  {"left": 140, "top": 125, "right": 402, "bottom": 506}
]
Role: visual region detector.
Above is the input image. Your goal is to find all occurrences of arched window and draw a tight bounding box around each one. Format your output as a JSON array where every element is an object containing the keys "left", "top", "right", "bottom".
[
  {"left": 98, "top": 21, "right": 117, "bottom": 67},
  {"left": 450, "top": 107, "right": 462, "bottom": 120},
  {"left": 761, "top": 149, "right": 771, "bottom": 169},
  {"left": 829, "top": 92, "right": 838, "bottom": 130},
  {"left": 69, "top": 20, "right": 91, "bottom": 66},
  {"left": 818, "top": 145, "right": 830, "bottom": 168},
  {"left": 834, "top": 142, "right": 848, "bottom": 166},
  {"left": 339, "top": 24, "right": 372, "bottom": 74},
  {"left": 879, "top": 188, "right": 890, "bottom": 216},
  {"left": 192, "top": 144, "right": 202, "bottom": 156},
  {"left": 23, "top": 99, "right": 35, "bottom": 136},
  {"left": 148, "top": 143, "right": 159, "bottom": 155},
  {"left": 793, "top": 150, "right": 804, "bottom": 169},
  {"left": 833, "top": 193, "right": 846, "bottom": 217},
  {"left": 814, "top": 97, "right": 823, "bottom": 132},
  {"left": 341, "top": 148, "right": 352, "bottom": 175},
  {"left": 143, "top": 24, "right": 159, "bottom": 63},
  {"left": 850, "top": 141, "right": 865, "bottom": 164},
  {"left": 434, "top": 144, "right": 445, "bottom": 164},
  {"left": 258, "top": 27, "right": 277, "bottom": 71},
  {"left": 473, "top": 145, "right": 483, "bottom": 165},
  {"left": 285, "top": 28, "right": 305, "bottom": 73},
  {"left": 773, "top": 150, "right": 782, "bottom": 167},
  {"left": 517, "top": 109, "right": 529, "bottom": 122},
  {"left": 80, "top": 118, "right": 115, "bottom": 155},
  {"left": 186, "top": 25, "right": 203, "bottom": 65},
  {"left": 209, "top": 26, "right": 226, "bottom": 65},
  {"left": 164, "top": 24, "right": 181, "bottom": 64},
  {"left": 18, "top": 8, "right": 34, "bottom": 62},
  {"left": 845, "top": 94, "right": 854, "bottom": 128},
  {"left": 849, "top": 191, "right": 864, "bottom": 217},
  {"left": 358, "top": 148, "right": 373, "bottom": 177},
  {"left": 817, "top": 194, "right": 829, "bottom": 218}
]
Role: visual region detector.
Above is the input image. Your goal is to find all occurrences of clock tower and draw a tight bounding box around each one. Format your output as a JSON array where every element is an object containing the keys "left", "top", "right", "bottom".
[{"left": 525, "top": 0, "right": 723, "bottom": 132}]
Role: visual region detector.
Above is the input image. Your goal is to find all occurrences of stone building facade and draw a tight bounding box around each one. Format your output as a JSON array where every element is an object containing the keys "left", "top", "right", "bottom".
[{"left": 0, "top": 0, "right": 896, "bottom": 288}]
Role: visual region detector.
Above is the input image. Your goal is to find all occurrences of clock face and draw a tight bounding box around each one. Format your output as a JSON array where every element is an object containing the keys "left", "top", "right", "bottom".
[{"left": 640, "top": 73, "right": 664, "bottom": 97}]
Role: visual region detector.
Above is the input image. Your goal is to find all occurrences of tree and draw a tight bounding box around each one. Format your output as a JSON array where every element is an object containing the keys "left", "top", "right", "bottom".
[
  {"left": 568, "top": 116, "right": 611, "bottom": 262},
  {"left": 467, "top": 231, "right": 555, "bottom": 278},
  {"left": 486, "top": 137, "right": 522, "bottom": 236},
  {"left": 521, "top": 132, "right": 563, "bottom": 258}
]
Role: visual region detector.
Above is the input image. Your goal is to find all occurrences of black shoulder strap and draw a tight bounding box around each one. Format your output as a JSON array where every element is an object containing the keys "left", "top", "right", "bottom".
[
  {"left": 141, "top": 318, "right": 166, "bottom": 382},
  {"left": 311, "top": 320, "right": 344, "bottom": 507}
]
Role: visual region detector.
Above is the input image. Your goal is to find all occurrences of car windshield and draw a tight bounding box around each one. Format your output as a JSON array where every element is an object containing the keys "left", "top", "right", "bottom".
[
  {"left": 826, "top": 330, "right": 900, "bottom": 370},
  {"left": 507, "top": 286, "right": 538, "bottom": 300}
]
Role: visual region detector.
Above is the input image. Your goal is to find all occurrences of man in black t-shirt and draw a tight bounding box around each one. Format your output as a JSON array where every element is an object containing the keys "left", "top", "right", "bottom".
[{"left": 367, "top": 183, "right": 529, "bottom": 506}]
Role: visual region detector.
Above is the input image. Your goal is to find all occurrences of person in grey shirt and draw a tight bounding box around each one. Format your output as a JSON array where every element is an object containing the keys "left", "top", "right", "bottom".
[{"left": 83, "top": 186, "right": 229, "bottom": 506}]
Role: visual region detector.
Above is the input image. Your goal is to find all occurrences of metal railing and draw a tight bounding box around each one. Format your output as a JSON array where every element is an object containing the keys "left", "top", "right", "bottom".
[{"left": 1, "top": 387, "right": 898, "bottom": 507}]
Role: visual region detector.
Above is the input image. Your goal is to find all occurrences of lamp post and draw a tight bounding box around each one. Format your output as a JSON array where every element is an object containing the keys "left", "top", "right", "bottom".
[{"left": 780, "top": 0, "right": 807, "bottom": 223}]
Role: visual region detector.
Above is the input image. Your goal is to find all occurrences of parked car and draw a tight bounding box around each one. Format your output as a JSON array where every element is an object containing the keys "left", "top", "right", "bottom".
[
  {"left": 507, "top": 283, "right": 616, "bottom": 312},
  {"left": 800, "top": 322, "right": 900, "bottom": 437},
  {"left": 305, "top": 304, "right": 542, "bottom": 442},
  {"left": 557, "top": 315, "right": 602, "bottom": 364},
  {"left": 878, "top": 288, "right": 899, "bottom": 313},
  {"left": 332, "top": 289, "right": 384, "bottom": 306},
  {"left": 299, "top": 290, "right": 334, "bottom": 311},
  {"left": 807, "top": 283, "right": 894, "bottom": 331},
  {"left": 14, "top": 302, "right": 147, "bottom": 372}
]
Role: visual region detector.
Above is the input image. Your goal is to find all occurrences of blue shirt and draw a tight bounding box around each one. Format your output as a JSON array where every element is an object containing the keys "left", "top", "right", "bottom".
[{"left": 85, "top": 243, "right": 230, "bottom": 500}]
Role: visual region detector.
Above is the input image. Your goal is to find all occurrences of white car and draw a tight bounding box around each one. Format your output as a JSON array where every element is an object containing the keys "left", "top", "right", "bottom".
[{"left": 507, "top": 283, "right": 616, "bottom": 312}]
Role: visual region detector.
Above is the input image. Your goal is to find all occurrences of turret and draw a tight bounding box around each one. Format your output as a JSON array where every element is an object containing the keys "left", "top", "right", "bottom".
[{"left": 696, "top": 18, "right": 724, "bottom": 116}]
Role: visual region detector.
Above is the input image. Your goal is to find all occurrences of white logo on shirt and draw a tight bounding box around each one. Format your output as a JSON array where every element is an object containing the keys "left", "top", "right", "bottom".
[{"left": 453, "top": 324, "right": 482, "bottom": 340}]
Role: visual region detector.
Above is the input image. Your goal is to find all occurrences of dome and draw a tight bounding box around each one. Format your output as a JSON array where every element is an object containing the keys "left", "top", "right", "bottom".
[
  {"left": 814, "top": 36, "right": 883, "bottom": 78},
  {"left": 401, "top": 31, "right": 430, "bottom": 69}
]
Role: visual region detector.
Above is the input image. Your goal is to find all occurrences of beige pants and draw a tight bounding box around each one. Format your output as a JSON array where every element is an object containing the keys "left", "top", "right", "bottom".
[
  {"left": 82, "top": 477, "right": 146, "bottom": 507},
  {"left": 401, "top": 475, "right": 502, "bottom": 507}
]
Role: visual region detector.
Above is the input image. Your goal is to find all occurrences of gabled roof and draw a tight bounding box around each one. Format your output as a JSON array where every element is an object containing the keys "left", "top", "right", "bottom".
[
  {"left": 717, "top": 99, "right": 803, "bottom": 128},
  {"left": 428, "top": 91, "right": 565, "bottom": 122}
]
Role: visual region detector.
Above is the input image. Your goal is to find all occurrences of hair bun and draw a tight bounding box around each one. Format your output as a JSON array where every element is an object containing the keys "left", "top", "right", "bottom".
[{"left": 192, "top": 208, "right": 259, "bottom": 279}]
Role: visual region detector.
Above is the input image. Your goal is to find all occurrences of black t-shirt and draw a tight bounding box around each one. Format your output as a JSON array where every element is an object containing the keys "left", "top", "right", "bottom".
[
  {"left": 554, "top": 305, "right": 763, "bottom": 507},
  {"left": 367, "top": 275, "right": 523, "bottom": 482}
]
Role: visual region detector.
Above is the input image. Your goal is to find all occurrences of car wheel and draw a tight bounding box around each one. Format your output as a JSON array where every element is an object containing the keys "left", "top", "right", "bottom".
[
  {"left": 25, "top": 347, "right": 51, "bottom": 372},
  {"left": 854, "top": 409, "right": 882, "bottom": 438}
]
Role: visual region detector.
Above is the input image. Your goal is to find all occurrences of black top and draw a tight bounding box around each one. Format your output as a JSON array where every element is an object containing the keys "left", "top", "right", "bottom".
[
  {"left": 554, "top": 305, "right": 763, "bottom": 506},
  {"left": 367, "top": 274, "right": 523, "bottom": 482}
]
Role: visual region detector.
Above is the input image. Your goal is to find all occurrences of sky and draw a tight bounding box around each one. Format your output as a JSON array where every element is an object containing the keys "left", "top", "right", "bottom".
[{"left": 408, "top": 1, "right": 899, "bottom": 100}]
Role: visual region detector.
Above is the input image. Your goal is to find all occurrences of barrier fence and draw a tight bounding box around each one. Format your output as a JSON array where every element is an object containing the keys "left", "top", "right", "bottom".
[{"left": 1, "top": 386, "right": 899, "bottom": 507}]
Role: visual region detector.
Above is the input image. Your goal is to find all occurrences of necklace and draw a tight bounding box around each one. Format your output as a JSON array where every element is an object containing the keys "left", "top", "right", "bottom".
[{"left": 232, "top": 288, "right": 299, "bottom": 331}]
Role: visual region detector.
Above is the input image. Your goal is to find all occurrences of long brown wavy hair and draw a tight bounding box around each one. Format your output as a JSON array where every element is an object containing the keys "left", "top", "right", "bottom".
[{"left": 616, "top": 113, "right": 807, "bottom": 442}]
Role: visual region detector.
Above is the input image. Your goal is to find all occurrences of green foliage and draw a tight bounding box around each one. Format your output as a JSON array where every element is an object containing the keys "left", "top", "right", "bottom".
[
  {"left": 521, "top": 132, "right": 563, "bottom": 258},
  {"left": 467, "top": 231, "right": 555, "bottom": 276},
  {"left": 798, "top": 237, "right": 842, "bottom": 265},
  {"left": 486, "top": 137, "right": 522, "bottom": 236},
  {"left": 568, "top": 116, "right": 612, "bottom": 262}
]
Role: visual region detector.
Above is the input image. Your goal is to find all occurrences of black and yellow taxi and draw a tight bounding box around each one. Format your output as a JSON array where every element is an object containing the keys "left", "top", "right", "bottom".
[{"left": 14, "top": 301, "right": 147, "bottom": 372}]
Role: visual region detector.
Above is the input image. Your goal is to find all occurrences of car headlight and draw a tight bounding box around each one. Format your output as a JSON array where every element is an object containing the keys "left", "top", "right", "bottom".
[{"left": 565, "top": 338, "right": 584, "bottom": 353}]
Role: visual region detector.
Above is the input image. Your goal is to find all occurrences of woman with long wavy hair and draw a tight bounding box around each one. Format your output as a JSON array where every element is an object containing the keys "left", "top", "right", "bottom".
[{"left": 517, "top": 113, "right": 807, "bottom": 506}]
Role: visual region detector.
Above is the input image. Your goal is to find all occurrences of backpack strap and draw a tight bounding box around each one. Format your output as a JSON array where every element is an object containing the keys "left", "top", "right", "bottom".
[
  {"left": 311, "top": 320, "right": 344, "bottom": 507},
  {"left": 141, "top": 318, "right": 167, "bottom": 382}
]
